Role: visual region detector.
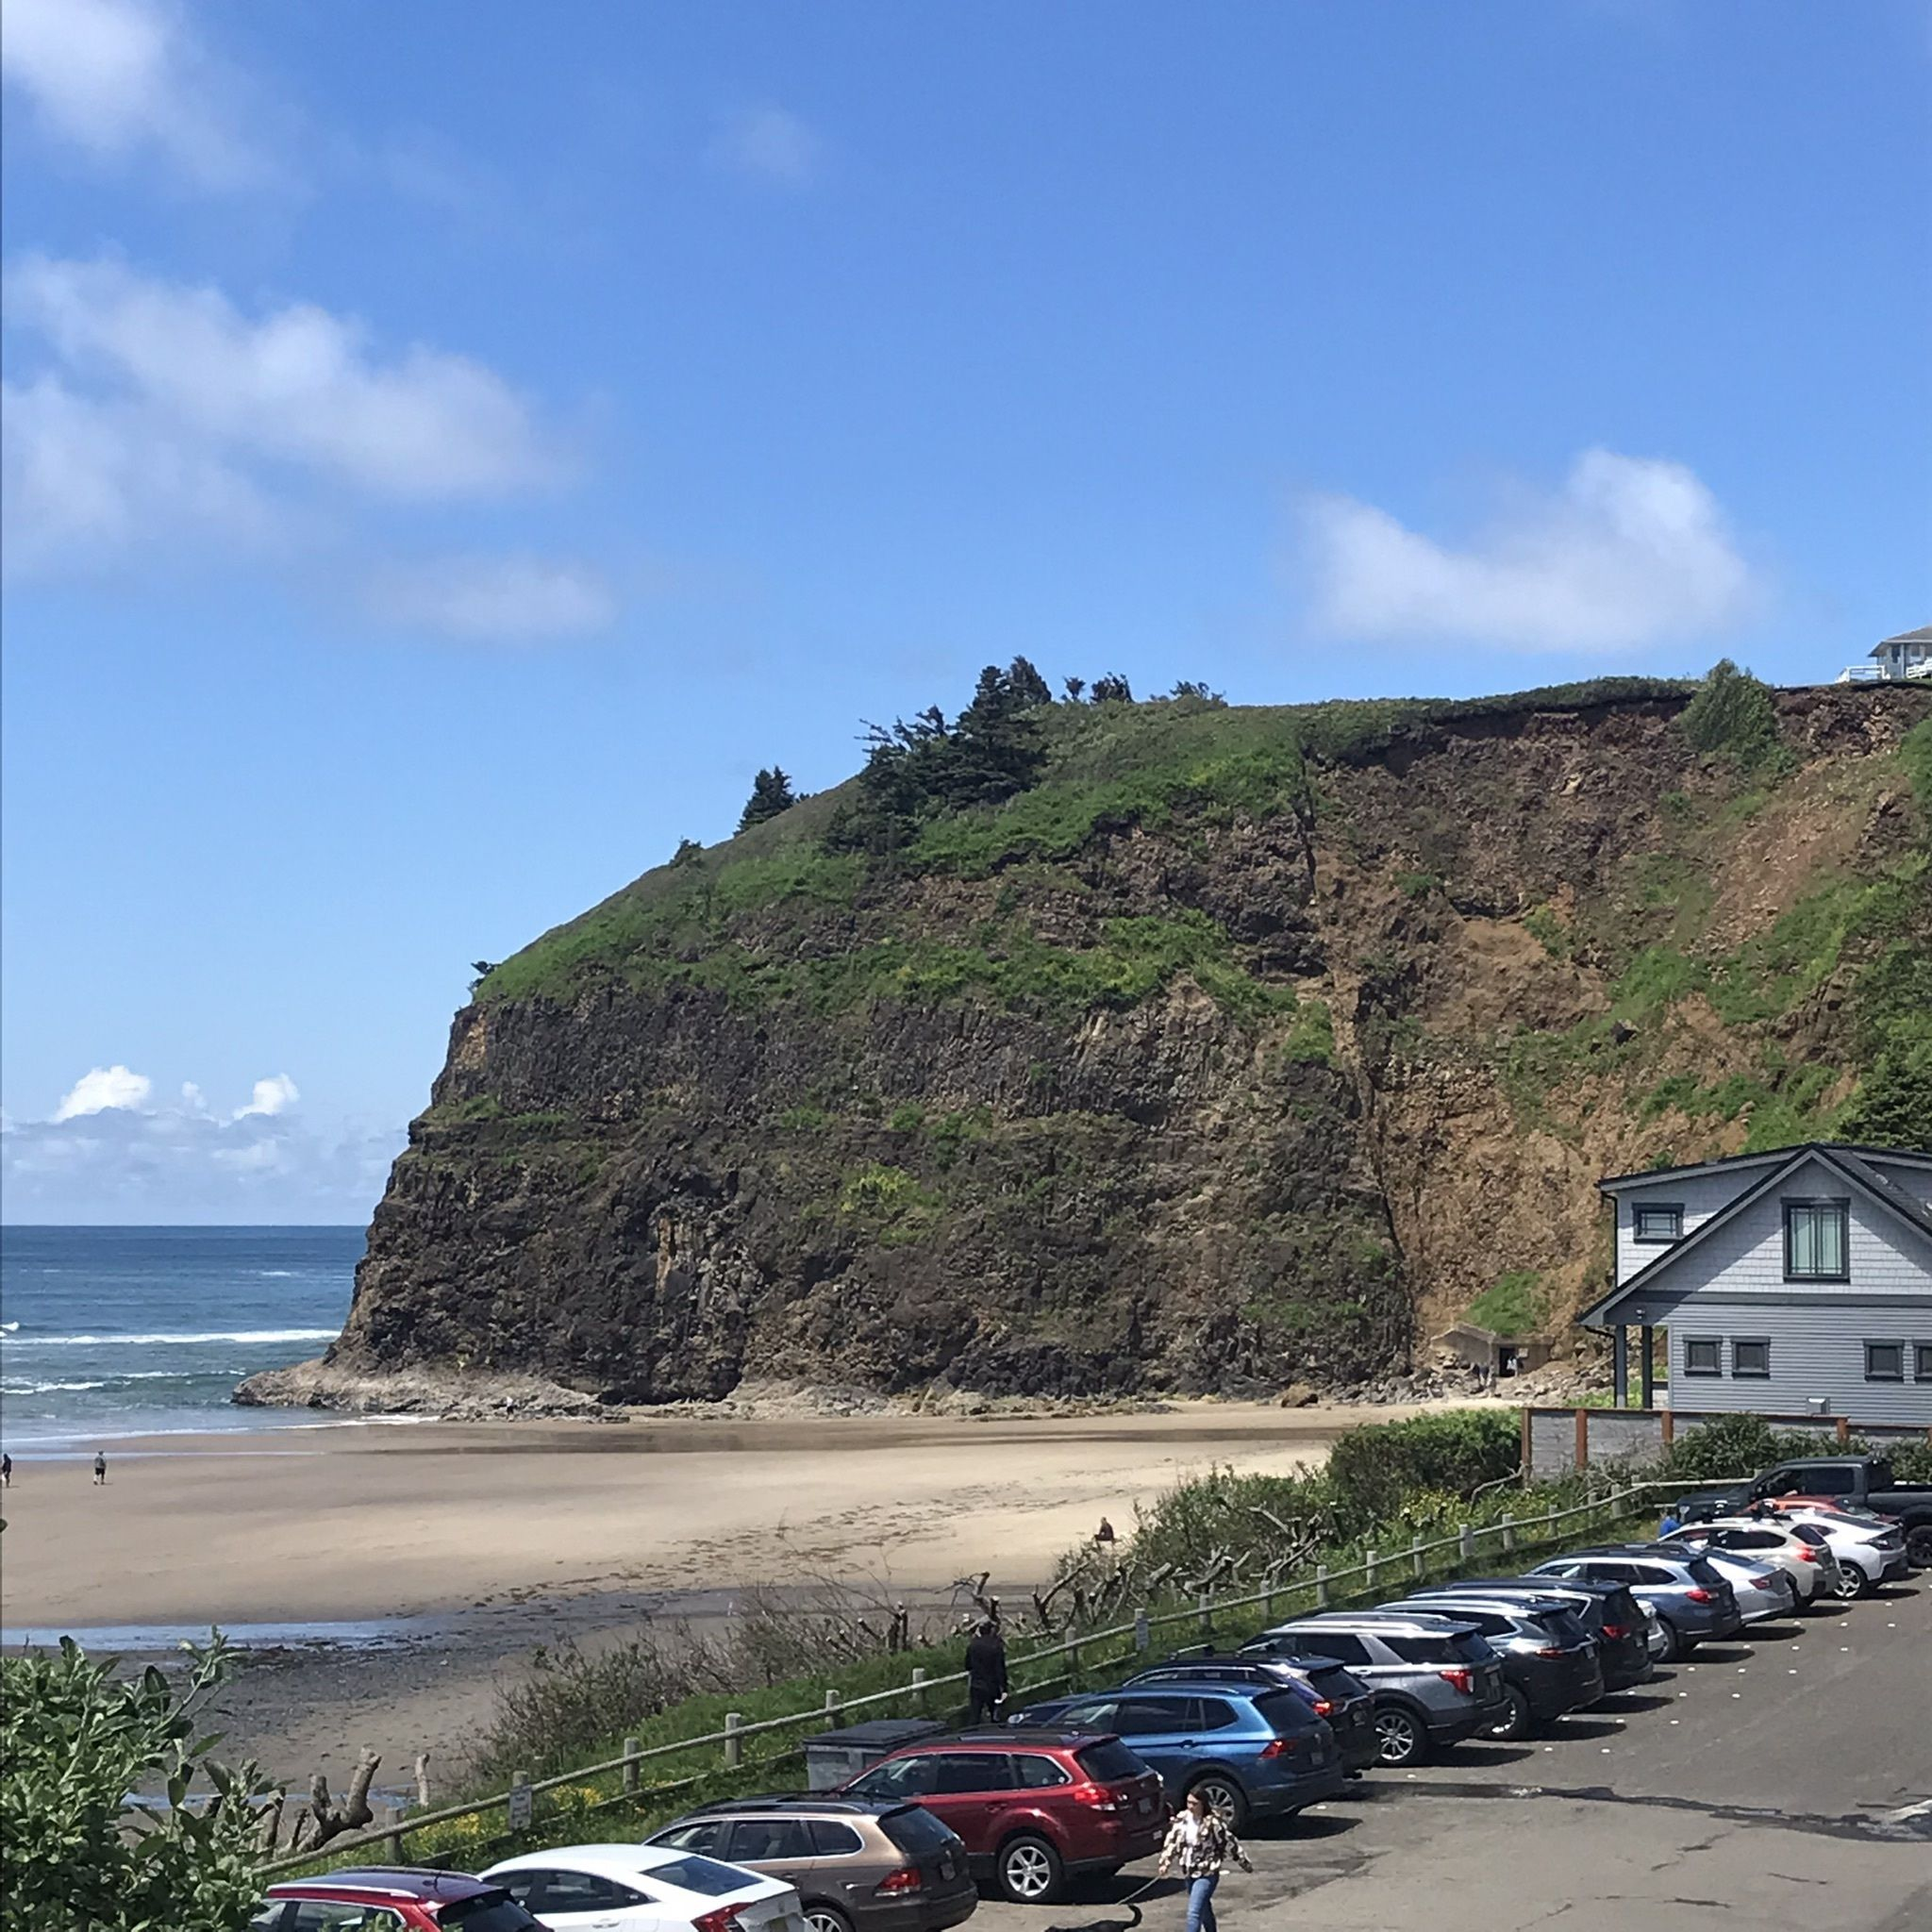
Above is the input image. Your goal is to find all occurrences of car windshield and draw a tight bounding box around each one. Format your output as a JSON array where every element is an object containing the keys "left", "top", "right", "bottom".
[
  {"left": 647, "top": 1857, "right": 760, "bottom": 1897},
  {"left": 880, "top": 1806, "right": 957, "bottom": 1854},
  {"left": 443, "top": 1899, "right": 545, "bottom": 1932},
  {"left": 1074, "top": 1740, "right": 1147, "bottom": 1782}
]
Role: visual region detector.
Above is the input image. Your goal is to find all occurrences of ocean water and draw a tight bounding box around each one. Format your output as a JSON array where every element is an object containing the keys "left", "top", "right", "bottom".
[{"left": 0, "top": 1225, "right": 361, "bottom": 1454}]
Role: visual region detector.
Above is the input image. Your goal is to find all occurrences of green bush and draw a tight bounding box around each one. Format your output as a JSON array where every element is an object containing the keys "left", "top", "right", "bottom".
[
  {"left": 2, "top": 1637, "right": 273, "bottom": 1932},
  {"left": 1677, "top": 659, "right": 1788, "bottom": 773},
  {"left": 1655, "top": 1414, "right": 1833, "bottom": 1482},
  {"left": 1324, "top": 1408, "right": 1523, "bottom": 1529},
  {"left": 1463, "top": 1270, "right": 1549, "bottom": 1338}
]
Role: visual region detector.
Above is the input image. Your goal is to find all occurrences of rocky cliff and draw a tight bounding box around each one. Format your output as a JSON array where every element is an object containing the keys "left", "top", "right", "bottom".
[{"left": 258, "top": 676, "right": 1932, "bottom": 1409}]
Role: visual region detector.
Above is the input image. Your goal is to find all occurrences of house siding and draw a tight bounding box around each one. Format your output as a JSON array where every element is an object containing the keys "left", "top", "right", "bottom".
[{"left": 1599, "top": 1148, "right": 1932, "bottom": 1425}]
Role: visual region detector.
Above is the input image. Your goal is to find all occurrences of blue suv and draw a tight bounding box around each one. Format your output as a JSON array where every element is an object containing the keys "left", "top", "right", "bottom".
[{"left": 1002, "top": 1681, "right": 1347, "bottom": 1828}]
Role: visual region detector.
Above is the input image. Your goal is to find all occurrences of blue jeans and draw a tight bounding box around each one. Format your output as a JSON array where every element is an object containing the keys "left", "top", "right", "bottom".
[{"left": 1185, "top": 1875, "right": 1220, "bottom": 1932}]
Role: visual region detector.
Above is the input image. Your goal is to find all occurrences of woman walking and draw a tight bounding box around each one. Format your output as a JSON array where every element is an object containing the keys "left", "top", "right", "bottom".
[{"left": 1157, "top": 1790, "right": 1253, "bottom": 1932}]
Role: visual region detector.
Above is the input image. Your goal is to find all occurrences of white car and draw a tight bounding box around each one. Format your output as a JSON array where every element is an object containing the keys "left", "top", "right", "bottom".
[
  {"left": 1661, "top": 1520, "right": 1839, "bottom": 1606},
  {"left": 482, "top": 1844, "right": 807, "bottom": 1932},
  {"left": 1763, "top": 1507, "right": 1911, "bottom": 1596}
]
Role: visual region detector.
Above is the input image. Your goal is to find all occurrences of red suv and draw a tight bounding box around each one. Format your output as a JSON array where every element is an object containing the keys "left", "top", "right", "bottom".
[
  {"left": 838, "top": 1728, "right": 1165, "bottom": 1906},
  {"left": 253, "top": 1868, "right": 542, "bottom": 1931}
]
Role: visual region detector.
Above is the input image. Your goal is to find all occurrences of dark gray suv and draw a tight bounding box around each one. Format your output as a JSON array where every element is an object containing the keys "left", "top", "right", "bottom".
[{"left": 1385, "top": 1594, "right": 1603, "bottom": 1740}]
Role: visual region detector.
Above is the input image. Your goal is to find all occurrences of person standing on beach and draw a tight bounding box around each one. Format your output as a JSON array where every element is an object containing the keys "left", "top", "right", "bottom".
[
  {"left": 93, "top": 1451, "right": 107, "bottom": 1486},
  {"left": 1, "top": 1452, "right": 11, "bottom": 1487},
  {"left": 1157, "top": 1790, "right": 1252, "bottom": 1932},
  {"left": 964, "top": 1619, "right": 1008, "bottom": 1725}
]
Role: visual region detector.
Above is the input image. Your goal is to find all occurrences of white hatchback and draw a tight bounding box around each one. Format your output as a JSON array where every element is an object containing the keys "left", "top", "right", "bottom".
[
  {"left": 482, "top": 1844, "right": 807, "bottom": 1932},
  {"left": 1661, "top": 1520, "right": 1838, "bottom": 1606}
]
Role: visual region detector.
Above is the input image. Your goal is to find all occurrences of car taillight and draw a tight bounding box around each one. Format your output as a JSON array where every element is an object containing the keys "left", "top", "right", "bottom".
[
  {"left": 1310, "top": 1697, "right": 1335, "bottom": 1716},
  {"left": 1685, "top": 1587, "right": 1714, "bottom": 1604},
  {"left": 1258, "top": 1737, "right": 1303, "bottom": 1759},
  {"left": 874, "top": 1869, "right": 924, "bottom": 1897},
  {"left": 1602, "top": 1624, "right": 1629, "bottom": 1640},
  {"left": 1533, "top": 1646, "right": 1565, "bottom": 1658},
  {"left": 693, "top": 1910, "right": 747, "bottom": 1932},
  {"left": 1797, "top": 1546, "right": 1820, "bottom": 1561},
  {"left": 1440, "top": 1667, "right": 1474, "bottom": 1694}
]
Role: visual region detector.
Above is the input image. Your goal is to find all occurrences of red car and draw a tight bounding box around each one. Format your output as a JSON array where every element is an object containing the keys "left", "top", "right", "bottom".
[
  {"left": 253, "top": 1867, "right": 543, "bottom": 1931},
  {"left": 837, "top": 1728, "right": 1166, "bottom": 1906}
]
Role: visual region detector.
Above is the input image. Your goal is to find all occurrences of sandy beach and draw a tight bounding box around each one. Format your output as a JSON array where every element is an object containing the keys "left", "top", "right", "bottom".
[{"left": 0, "top": 1398, "right": 1493, "bottom": 1786}]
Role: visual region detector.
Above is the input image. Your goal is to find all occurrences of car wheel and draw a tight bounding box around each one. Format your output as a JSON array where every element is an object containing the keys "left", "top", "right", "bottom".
[
  {"left": 1485, "top": 1684, "right": 1534, "bottom": 1741},
  {"left": 1650, "top": 1618, "right": 1682, "bottom": 1664},
  {"left": 1828, "top": 1562, "right": 1864, "bottom": 1602},
  {"left": 1189, "top": 1774, "right": 1249, "bottom": 1831},
  {"left": 1905, "top": 1524, "right": 1932, "bottom": 1571},
  {"left": 1374, "top": 1707, "right": 1429, "bottom": 1766},
  {"left": 996, "top": 1834, "right": 1064, "bottom": 1906},
  {"left": 805, "top": 1907, "right": 853, "bottom": 1932}
]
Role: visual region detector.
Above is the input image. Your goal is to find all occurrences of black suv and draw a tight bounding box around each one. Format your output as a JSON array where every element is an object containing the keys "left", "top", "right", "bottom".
[{"left": 1418, "top": 1577, "right": 1652, "bottom": 1693}]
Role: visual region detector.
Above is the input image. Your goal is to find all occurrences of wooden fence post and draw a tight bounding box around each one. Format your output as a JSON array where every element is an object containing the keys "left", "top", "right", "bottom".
[
  {"left": 622, "top": 1738, "right": 641, "bottom": 1795},
  {"left": 1197, "top": 1592, "right": 1212, "bottom": 1639},
  {"left": 1660, "top": 1410, "right": 1674, "bottom": 1446},
  {"left": 724, "top": 1714, "right": 743, "bottom": 1769},
  {"left": 387, "top": 1808, "right": 406, "bottom": 1863},
  {"left": 911, "top": 1667, "right": 929, "bottom": 1711},
  {"left": 1458, "top": 1524, "right": 1474, "bottom": 1563},
  {"left": 1543, "top": 1504, "right": 1557, "bottom": 1543},
  {"left": 1315, "top": 1565, "right": 1330, "bottom": 1609},
  {"left": 1501, "top": 1516, "right": 1516, "bottom": 1554},
  {"left": 824, "top": 1690, "right": 842, "bottom": 1724},
  {"left": 1364, "top": 1548, "right": 1378, "bottom": 1591},
  {"left": 1410, "top": 1536, "right": 1424, "bottom": 1581},
  {"left": 1575, "top": 1408, "right": 1591, "bottom": 1471},
  {"left": 508, "top": 1773, "right": 533, "bottom": 1834},
  {"left": 1836, "top": 1417, "right": 1852, "bottom": 1445},
  {"left": 414, "top": 1755, "right": 431, "bottom": 1809},
  {"left": 1134, "top": 1607, "right": 1151, "bottom": 1653}
]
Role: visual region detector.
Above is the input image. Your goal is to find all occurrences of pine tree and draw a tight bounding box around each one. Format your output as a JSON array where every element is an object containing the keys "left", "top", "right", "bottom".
[
  {"left": 737, "top": 766, "right": 799, "bottom": 833},
  {"left": 1008, "top": 655, "right": 1054, "bottom": 708},
  {"left": 1090, "top": 673, "right": 1134, "bottom": 704}
]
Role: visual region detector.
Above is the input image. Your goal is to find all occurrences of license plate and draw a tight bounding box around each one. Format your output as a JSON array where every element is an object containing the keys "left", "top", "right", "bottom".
[
  {"left": 938, "top": 1857, "right": 956, "bottom": 1880},
  {"left": 1138, "top": 1796, "right": 1154, "bottom": 1815}
]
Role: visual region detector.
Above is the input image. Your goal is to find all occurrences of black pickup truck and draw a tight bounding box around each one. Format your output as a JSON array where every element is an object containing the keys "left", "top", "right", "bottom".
[{"left": 1677, "top": 1456, "right": 1932, "bottom": 1567}]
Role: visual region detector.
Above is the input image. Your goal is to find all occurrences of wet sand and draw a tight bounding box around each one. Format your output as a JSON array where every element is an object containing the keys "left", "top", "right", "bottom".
[{"left": 0, "top": 1398, "right": 1495, "bottom": 1784}]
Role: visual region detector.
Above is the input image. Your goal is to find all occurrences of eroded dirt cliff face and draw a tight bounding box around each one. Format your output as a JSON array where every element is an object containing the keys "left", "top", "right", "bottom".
[{"left": 313, "top": 682, "right": 1930, "bottom": 1406}]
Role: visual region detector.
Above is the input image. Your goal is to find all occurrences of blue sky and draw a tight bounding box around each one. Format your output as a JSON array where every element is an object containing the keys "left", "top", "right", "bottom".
[{"left": 2, "top": 1, "right": 1927, "bottom": 1222}]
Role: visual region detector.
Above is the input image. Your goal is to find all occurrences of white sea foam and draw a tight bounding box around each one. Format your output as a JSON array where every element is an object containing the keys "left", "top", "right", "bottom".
[{"left": 6, "top": 1328, "right": 338, "bottom": 1349}]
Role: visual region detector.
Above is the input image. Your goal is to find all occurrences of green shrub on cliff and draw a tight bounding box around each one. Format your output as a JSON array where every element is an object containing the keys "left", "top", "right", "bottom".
[
  {"left": 1678, "top": 659, "right": 1789, "bottom": 773},
  {"left": 1, "top": 1637, "right": 273, "bottom": 1932}
]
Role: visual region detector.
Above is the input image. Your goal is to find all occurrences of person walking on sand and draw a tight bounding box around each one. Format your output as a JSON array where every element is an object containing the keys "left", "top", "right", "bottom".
[
  {"left": 965, "top": 1619, "right": 1008, "bottom": 1726},
  {"left": 1158, "top": 1790, "right": 1252, "bottom": 1932},
  {"left": 93, "top": 1450, "right": 107, "bottom": 1486},
  {"left": 1, "top": 1452, "right": 11, "bottom": 1487}
]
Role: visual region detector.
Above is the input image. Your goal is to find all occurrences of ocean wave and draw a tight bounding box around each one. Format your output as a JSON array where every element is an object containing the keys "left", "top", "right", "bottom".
[
  {"left": 4, "top": 1328, "right": 338, "bottom": 1349},
  {"left": 255, "top": 1270, "right": 298, "bottom": 1278},
  {"left": 0, "top": 1322, "right": 18, "bottom": 1332},
  {"left": 3, "top": 1378, "right": 108, "bottom": 1394}
]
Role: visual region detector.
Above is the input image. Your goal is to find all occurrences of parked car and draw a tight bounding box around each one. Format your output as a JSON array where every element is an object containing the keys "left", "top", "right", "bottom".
[
  {"left": 481, "top": 1844, "right": 806, "bottom": 1932},
  {"left": 1525, "top": 1546, "right": 1742, "bottom": 1662},
  {"left": 1000, "top": 1681, "right": 1345, "bottom": 1827},
  {"left": 1116, "top": 1653, "right": 1381, "bottom": 1773},
  {"left": 646, "top": 1798, "right": 977, "bottom": 1932},
  {"left": 1415, "top": 1576, "right": 1653, "bottom": 1693},
  {"left": 837, "top": 1729, "right": 1165, "bottom": 1905},
  {"left": 1382, "top": 1594, "right": 1603, "bottom": 1740},
  {"left": 253, "top": 1870, "right": 541, "bottom": 1932},
  {"left": 1674, "top": 1455, "right": 1932, "bottom": 1567},
  {"left": 1239, "top": 1613, "right": 1507, "bottom": 1766},
  {"left": 1674, "top": 1547, "right": 1797, "bottom": 1624},
  {"left": 1659, "top": 1519, "right": 1839, "bottom": 1605},
  {"left": 1759, "top": 1504, "right": 1913, "bottom": 1593}
]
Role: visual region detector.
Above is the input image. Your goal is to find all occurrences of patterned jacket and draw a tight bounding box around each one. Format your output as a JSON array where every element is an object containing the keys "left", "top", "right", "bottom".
[{"left": 1158, "top": 1811, "right": 1252, "bottom": 1879}]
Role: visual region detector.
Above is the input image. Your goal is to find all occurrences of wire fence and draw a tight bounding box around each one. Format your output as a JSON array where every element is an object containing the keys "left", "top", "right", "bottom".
[{"left": 262, "top": 1473, "right": 1690, "bottom": 1876}]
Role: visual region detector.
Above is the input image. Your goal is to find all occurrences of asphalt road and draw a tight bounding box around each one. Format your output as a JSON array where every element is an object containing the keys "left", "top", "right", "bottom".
[{"left": 972, "top": 1574, "right": 1931, "bottom": 1932}]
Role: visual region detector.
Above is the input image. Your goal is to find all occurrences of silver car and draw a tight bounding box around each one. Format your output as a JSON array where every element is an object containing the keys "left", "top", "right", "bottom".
[
  {"left": 1241, "top": 1613, "right": 1507, "bottom": 1766},
  {"left": 1687, "top": 1547, "right": 1796, "bottom": 1624}
]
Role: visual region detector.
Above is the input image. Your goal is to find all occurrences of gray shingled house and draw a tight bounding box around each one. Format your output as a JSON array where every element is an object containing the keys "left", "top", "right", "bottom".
[{"left": 1581, "top": 1142, "right": 1932, "bottom": 1424}]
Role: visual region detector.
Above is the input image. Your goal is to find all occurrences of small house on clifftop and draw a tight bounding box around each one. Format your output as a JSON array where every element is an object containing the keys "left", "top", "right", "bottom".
[{"left": 1580, "top": 1142, "right": 1932, "bottom": 1424}]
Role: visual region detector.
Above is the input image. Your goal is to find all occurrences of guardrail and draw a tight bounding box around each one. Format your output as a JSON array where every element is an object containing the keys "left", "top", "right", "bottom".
[{"left": 262, "top": 1474, "right": 1682, "bottom": 1875}]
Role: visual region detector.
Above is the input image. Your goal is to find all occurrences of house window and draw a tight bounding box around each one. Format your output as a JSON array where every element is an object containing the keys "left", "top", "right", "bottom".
[
  {"left": 1784, "top": 1200, "right": 1849, "bottom": 1282},
  {"left": 1633, "top": 1203, "right": 1683, "bottom": 1244},
  {"left": 1683, "top": 1337, "right": 1723, "bottom": 1376},
  {"left": 1864, "top": 1341, "right": 1905, "bottom": 1382},
  {"left": 1916, "top": 1343, "right": 1932, "bottom": 1384},
  {"left": 1731, "top": 1338, "right": 1771, "bottom": 1379}
]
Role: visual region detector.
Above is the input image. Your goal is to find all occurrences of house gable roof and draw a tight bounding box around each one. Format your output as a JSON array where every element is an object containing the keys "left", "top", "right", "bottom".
[
  {"left": 1581, "top": 1142, "right": 1932, "bottom": 1328},
  {"left": 1873, "top": 624, "right": 1932, "bottom": 654},
  {"left": 1596, "top": 1141, "right": 1932, "bottom": 1193}
]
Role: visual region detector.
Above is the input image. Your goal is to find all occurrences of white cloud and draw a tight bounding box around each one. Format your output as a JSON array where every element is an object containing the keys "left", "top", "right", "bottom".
[
  {"left": 0, "top": 0, "right": 265, "bottom": 190},
  {"left": 1296, "top": 449, "right": 1758, "bottom": 653},
  {"left": 2, "top": 256, "right": 566, "bottom": 582},
  {"left": 364, "top": 553, "right": 619, "bottom": 641},
  {"left": 53, "top": 1064, "right": 153, "bottom": 1121},
  {"left": 5, "top": 1071, "right": 403, "bottom": 1221},
  {"left": 710, "top": 107, "right": 822, "bottom": 187},
  {"left": 235, "top": 1074, "right": 300, "bottom": 1120}
]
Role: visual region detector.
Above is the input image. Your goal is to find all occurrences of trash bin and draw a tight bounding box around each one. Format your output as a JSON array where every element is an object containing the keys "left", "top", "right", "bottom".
[{"left": 801, "top": 1718, "right": 947, "bottom": 1792}]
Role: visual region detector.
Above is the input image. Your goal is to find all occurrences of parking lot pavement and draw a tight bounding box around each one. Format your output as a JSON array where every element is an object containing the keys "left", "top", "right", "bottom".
[{"left": 970, "top": 1577, "right": 1931, "bottom": 1932}]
